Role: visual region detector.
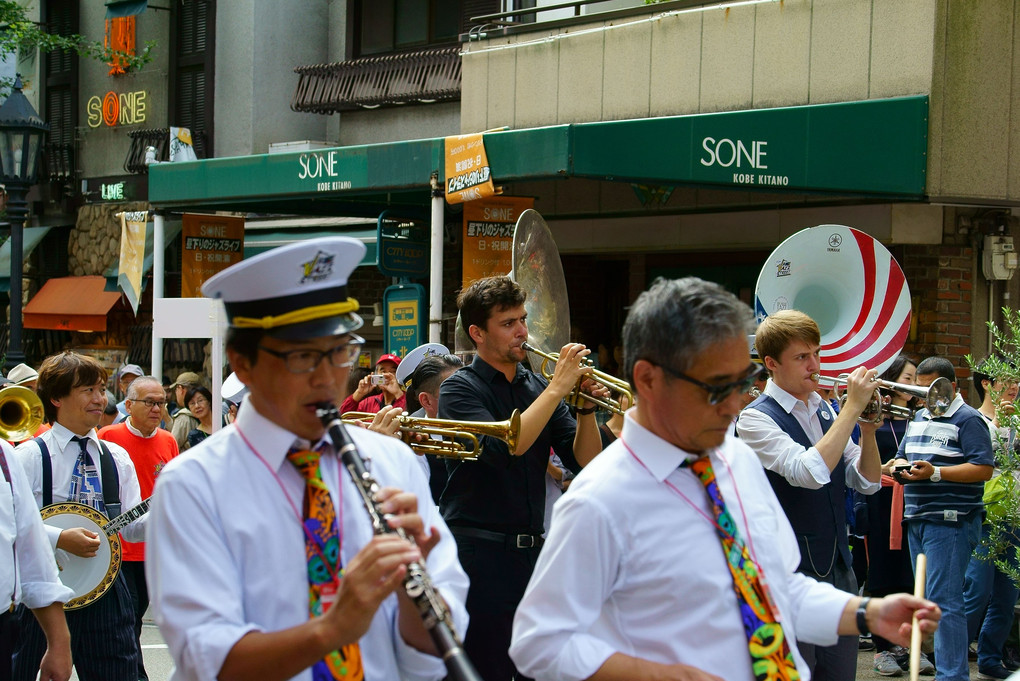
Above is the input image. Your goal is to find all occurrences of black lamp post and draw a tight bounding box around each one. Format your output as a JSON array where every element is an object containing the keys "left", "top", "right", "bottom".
[{"left": 0, "top": 75, "right": 49, "bottom": 372}]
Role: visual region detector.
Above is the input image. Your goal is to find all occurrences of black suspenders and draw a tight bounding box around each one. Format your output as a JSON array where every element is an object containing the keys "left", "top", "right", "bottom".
[{"left": 37, "top": 437, "right": 121, "bottom": 517}]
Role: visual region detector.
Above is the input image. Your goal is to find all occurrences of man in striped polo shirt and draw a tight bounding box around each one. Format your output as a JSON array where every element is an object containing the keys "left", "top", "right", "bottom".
[{"left": 893, "top": 356, "right": 995, "bottom": 681}]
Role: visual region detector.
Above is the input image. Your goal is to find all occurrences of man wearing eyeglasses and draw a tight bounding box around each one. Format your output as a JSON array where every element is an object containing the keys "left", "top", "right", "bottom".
[
  {"left": 98, "top": 375, "right": 179, "bottom": 681},
  {"left": 736, "top": 309, "right": 884, "bottom": 681},
  {"left": 145, "top": 237, "right": 468, "bottom": 681},
  {"left": 511, "top": 277, "right": 939, "bottom": 680}
]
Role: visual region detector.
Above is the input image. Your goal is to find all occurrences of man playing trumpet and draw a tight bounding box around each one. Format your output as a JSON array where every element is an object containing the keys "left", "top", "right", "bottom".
[
  {"left": 736, "top": 309, "right": 883, "bottom": 681},
  {"left": 439, "top": 274, "right": 606, "bottom": 681}
]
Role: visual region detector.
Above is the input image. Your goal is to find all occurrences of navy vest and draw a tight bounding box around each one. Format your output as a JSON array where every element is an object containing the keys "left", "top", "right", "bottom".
[{"left": 745, "top": 394, "right": 851, "bottom": 577}]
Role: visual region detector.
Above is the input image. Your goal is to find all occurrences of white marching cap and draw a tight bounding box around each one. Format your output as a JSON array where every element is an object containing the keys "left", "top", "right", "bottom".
[
  {"left": 221, "top": 372, "right": 249, "bottom": 403},
  {"left": 202, "top": 237, "right": 366, "bottom": 340},
  {"left": 395, "top": 343, "right": 450, "bottom": 387}
]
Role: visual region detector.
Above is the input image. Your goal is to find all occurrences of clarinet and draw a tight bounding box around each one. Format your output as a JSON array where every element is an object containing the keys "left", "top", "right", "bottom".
[{"left": 316, "top": 404, "right": 482, "bottom": 681}]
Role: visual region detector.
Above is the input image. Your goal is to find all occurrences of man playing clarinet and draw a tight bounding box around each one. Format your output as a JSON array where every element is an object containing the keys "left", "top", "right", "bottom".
[{"left": 146, "top": 237, "right": 469, "bottom": 681}]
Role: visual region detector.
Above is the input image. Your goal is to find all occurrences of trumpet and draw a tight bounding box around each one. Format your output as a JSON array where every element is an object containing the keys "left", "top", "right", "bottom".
[
  {"left": 341, "top": 410, "right": 521, "bottom": 461},
  {"left": 521, "top": 342, "right": 633, "bottom": 416},
  {"left": 0, "top": 385, "right": 44, "bottom": 442},
  {"left": 813, "top": 373, "right": 955, "bottom": 424}
]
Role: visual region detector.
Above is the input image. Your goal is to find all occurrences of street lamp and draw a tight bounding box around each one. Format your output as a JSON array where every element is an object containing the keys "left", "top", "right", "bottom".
[{"left": 0, "top": 75, "right": 49, "bottom": 372}]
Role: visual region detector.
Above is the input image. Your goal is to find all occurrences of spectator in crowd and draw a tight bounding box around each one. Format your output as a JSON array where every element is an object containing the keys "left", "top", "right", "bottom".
[
  {"left": 113, "top": 364, "right": 143, "bottom": 422},
  {"left": 864, "top": 355, "right": 935, "bottom": 675},
  {"left": 8, "top": 363, "right": 38, "bottom": 392},
  {"left": 963, "top": 358, "right": 1020, "bottom": 679},
  {"left": 168, "top": 372, "right": 203, "bottom": 449},
  {"left": 183, "top": 386, "right": 216, "bottom": 450},
  {"left": 893, "top": 356, "right": 995, "bottom": 681},
  {"left": 99, "top": 375, "right": 179, "bottom": 681}
]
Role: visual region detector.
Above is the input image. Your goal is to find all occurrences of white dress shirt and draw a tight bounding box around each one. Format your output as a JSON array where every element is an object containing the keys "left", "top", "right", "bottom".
[
  {"left": 0, "top": 440, "right": 74, "bottom": 610},
  {"left": 510, "top": 415, "right": 853, "bottom": 681},
  {"left": 14, "top": 422, "right": 146, "bottom": 546},
  {"left": 146, "top": 396, "right": 469, "bottom": 681},
  {"left": 736, "top": 379, "right": 880, "bottom": 493}
]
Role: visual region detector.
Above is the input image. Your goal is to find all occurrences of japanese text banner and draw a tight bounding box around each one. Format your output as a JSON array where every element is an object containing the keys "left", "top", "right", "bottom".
[{"left": 181, "top": 214, "right": 244, "bottom": 297}]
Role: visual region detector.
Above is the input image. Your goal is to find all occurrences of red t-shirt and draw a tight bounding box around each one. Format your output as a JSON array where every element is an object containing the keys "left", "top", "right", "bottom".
[
  {"left": 339, "top": 392, "right": 407, "bottom": 414},
  {"left": 99, "top": 421, "right": 179, "bottom": 561}
]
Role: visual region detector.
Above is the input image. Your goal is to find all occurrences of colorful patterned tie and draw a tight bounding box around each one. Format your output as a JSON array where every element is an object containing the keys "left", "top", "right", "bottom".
[
  {"left": 287, "top": 445, "right": 364, "bottom": 681},
  {"left": 69, "top": 436, "right": 106, "bottom": 515},
  {"left": 687, "top": 457, "right": 801, "bottom": 681}
]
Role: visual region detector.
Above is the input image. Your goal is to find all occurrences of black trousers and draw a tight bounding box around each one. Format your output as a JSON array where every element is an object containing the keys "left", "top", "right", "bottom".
[
  {"left": 0, "top": 608, "right": 16, "bottom": 681},
  {"left": 455, "top": 532, "right": 540, "bottom": 681},
  {"left": 13, "top": 572, "right": 140, "bottom": 681},
  {"left": 122, "top": 561, "right": 149, "bottom": 681},
  {"left": 797, "top": 562, "right": 859, "bottom": 681}
]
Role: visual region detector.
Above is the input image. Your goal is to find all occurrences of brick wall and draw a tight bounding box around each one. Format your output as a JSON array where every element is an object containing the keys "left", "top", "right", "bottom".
[{"left": 901, "top": 244, "right": 975, "bottom": 396}]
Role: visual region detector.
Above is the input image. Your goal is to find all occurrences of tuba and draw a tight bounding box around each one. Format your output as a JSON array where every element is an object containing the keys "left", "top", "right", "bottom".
[
  {"left": 342, "top": 410, "right": 521, "bottom": 460},
  {"left": 0, "top": 385, "right": 45, "bottom": 442},
  {"left": 754, "top": 224, "right": 912, "bottom": 380}
]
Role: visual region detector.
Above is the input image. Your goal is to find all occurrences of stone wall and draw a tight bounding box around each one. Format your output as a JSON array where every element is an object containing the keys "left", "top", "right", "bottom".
[{"left": 69, "top": 202, "right": 148, "bottom": 276}]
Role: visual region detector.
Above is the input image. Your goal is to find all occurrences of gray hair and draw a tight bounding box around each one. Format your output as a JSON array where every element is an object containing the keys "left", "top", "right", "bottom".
[
  {"left": 623, "top": 277, "right": 754, "bottom": 389},
  {"left": 126, "top": 375, "right": 163, "bottom": 399}
]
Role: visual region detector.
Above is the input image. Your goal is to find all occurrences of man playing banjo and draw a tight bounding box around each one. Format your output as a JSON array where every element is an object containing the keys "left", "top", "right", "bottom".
[{"left": 13, "top": 351, "right": 147, "bottom": 681}]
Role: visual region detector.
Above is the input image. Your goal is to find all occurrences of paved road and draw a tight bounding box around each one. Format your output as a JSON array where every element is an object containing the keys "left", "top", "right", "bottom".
[{"left": 68, "top": 624, "right": 984, "bottom": 681}]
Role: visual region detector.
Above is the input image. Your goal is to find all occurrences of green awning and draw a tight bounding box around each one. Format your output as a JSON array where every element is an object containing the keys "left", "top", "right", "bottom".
[
  {"left": 0, "top": 227, "right": 54, "bottom": 293},
  {"left": 244, "top": 228, "right": 378, "bottom": 264},
  {"left": 103, "top": 221, "right": 183, "bottom": 292},
  {"left": 149, "top": 96, "right": 929, "bottom": 216},
  {"left": 105, "top": 0, "right": 148, "bottom": 19}
]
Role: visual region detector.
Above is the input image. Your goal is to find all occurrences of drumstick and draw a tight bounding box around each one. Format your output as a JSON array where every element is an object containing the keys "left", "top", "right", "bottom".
[{"left": 909, "top": 553, "right": 927, "bottom": 681}]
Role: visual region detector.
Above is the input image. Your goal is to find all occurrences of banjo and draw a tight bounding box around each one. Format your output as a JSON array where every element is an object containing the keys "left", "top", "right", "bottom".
[{"left": 41, "top": 498, "right": 150, "bottom": 610}]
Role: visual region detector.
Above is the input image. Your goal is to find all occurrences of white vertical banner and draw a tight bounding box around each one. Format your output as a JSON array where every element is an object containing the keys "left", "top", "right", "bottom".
[
  {"left": 117, "top": 210, "right": 148, "bottom": 314},
  {"left": 169, "top": 127, "right": 199, "bottom": 162}
]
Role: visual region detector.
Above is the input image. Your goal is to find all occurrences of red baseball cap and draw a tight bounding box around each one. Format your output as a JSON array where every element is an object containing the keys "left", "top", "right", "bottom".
[{"left": 376, "top": 353, "right": 401, "bottom": 367}]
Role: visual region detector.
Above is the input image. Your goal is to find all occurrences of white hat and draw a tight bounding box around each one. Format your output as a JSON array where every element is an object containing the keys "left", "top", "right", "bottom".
[
  {"left": 221, "top": 372, "right": 249, "bottom": 403},
  {"left": 7, "top": 363, "right": 37, "bottom": 385},
  {"left": 202, "top": 237, "right": 365, "bottom": 340},
  {"left": 395, "top": 343, "right": 450, "bottom": 387}
]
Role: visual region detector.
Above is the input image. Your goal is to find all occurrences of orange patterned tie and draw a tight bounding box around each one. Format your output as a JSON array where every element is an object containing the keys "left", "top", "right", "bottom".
[{"left": 288, "top": 445, "right": 364, "bottom": 681}]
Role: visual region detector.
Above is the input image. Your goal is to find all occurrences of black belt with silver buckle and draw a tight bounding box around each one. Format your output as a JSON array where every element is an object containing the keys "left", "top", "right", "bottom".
[{"left": 452, "top": 526, "right": 544, "bottom": 550}]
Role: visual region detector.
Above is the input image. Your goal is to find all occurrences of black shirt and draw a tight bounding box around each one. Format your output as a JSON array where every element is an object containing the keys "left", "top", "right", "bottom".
[{"left": 438, "top": 355, "right": 580, "bottom": 534}]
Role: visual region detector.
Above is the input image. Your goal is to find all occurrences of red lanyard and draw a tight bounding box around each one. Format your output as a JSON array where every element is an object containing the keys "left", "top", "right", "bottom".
[{"left": 236, "top": 425, "right": 344, "bottom": 584}]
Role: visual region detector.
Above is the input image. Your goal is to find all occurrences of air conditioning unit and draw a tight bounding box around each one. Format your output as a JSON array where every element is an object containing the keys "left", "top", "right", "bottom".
[{"left": 267, "top": 140, "right": 335, "bottom": 154}]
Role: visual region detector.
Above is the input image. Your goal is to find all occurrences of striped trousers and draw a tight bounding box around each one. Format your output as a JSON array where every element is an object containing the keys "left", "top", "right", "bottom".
[{"left": 13, "top": 572, "right": 141, "bottom": 681}]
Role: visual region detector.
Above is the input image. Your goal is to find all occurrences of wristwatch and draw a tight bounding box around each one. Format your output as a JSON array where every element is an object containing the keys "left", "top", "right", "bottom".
[{"left": 929, "top": 466, "right": 942, "bottom": 483}]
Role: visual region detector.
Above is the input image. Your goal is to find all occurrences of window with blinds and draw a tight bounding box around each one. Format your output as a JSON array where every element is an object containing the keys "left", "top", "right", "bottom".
[
  {"left": 42, "top": 0, "right": 78, "bottom": 182},
  {"left": 170, "top": 0, "right": 214, "bottom": 158},
  {"left": 354, "top": 0, "right": 499, "bottom": 57}
]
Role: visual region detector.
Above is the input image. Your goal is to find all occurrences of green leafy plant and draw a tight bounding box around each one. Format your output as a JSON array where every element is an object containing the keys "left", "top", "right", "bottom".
[{"left": 966, "top": 307, "right": 1020, "bottom": 587}]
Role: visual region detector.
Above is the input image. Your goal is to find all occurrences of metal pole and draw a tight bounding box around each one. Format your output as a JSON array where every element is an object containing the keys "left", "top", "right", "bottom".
[
  {"left": 151, "top": 211, "right": 165, "bottom": 381},
  {"left": 429, "top": 172, "right": 444, "bottom": 344},
  {"left": 5, "top": 184, "right": 28, "bottom": 372}
]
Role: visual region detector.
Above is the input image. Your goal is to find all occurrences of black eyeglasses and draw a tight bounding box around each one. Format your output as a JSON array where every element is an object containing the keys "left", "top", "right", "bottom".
[
  {"left": 133, "top": 399, "right": 166, "bottom": 410},
  {"left": 657, "top": 362, "right": 764, "bottom": 405},
  {"left": 258, "top": 335, "right": 364, "bottom": 374}
]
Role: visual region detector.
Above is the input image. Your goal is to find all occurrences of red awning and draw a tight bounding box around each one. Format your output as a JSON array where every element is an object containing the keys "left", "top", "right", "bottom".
[{"left": 24, "top": 276, "right": 122, "bottom": 331}]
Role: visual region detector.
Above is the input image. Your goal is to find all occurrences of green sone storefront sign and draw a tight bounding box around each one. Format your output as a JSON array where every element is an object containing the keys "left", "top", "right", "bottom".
[{"left": 149, "top": 96, "right": 928, "bottom": 211}]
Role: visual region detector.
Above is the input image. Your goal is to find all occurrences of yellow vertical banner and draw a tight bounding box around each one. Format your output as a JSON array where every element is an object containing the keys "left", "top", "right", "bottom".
[
  {"left": 444, "top": 132, "right": 496, "bottom": 204},
  {"left": 462, "top": 196, "right": 534, "bottom": 288},
  {"left": 181, "top": 214, "right": 245, "bottom": 297},
  {"left": 117, "top": 210, "right": 148, "bottom": 314}
]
